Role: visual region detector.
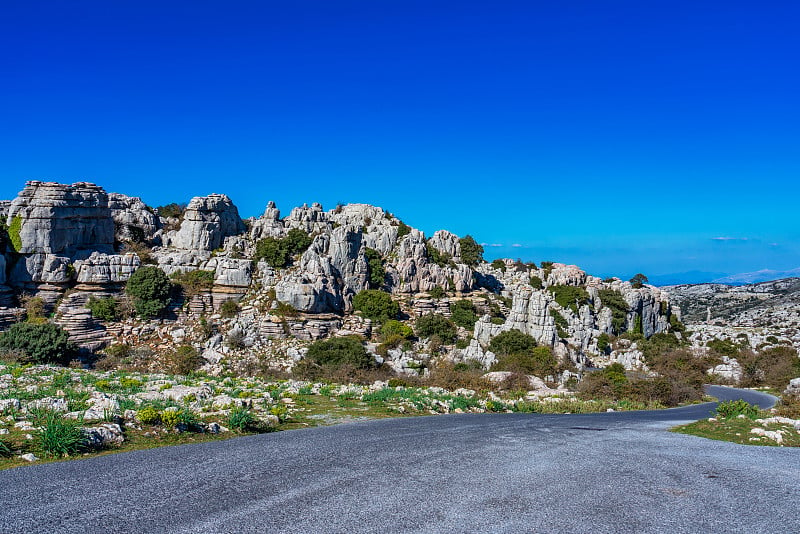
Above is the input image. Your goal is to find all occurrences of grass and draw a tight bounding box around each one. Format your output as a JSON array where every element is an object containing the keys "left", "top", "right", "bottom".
[{"left": 673, "top": 416, "right": 800, "bottom": 447}]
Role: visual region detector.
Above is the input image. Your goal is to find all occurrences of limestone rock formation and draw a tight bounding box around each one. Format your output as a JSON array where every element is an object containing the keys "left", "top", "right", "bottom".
[
  {"left": 7, "top": 181, "right": 115, "bottom": 255},
  {"left": 108, "top": 193, "right": 161, "bottom": 244},
  {"left": 163, "top": 194, "right": 245, "bottom": 251}
]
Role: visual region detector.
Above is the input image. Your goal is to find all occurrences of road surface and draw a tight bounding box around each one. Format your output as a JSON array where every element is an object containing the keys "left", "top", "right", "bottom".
[{"left": 0, "top": 386, "right": 797, "bottom": 533}]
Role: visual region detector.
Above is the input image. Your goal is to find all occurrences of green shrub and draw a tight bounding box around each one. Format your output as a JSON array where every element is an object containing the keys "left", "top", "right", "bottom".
[
  {"left": 529, "top": 275, "right": 543, "bottom": 289},
  {"left": 227, "top": 406, "right": 256, "bottom": 431},
  {"left": 253, "top": 228, "right": 313, "bottom": 268},
  {"left": 450, "top": 300, "right": 478, "bottom": 329},
  {"left": 489, "top": 329, "right": 537, "bottom": 356},
  {"left": 597, "top": 333, "right": 611, "bottom": 353},
  {"left": 459, "top": 235, "right": 484, "bottom": 266},
  {"left": 548, "top": 285, "right": 590, "bottom": 313},
  {"left": 598, "top": 289, "right": 629, "bottom": 334},
  {"left": 165, "top": 345, "right": 204, "bottom": 375},
  {"left": 219, "top": 299, "right": 240, "bottom": 318},
  {"left": 490, "top": 259, "right": 506, "bottom": 272},
  {"left": 125, "top": 266, "right": 172, "bottom": 319},
  {"left": 155, "top": 202, "right": 186, "bottom": 219},
  {"left": 639, "top": 332, "right": 682, "bottom": 362},
  {"left": 549, "top": 309, "right": 569, "bottom": 339},
  {"left": 629, "top": 273, "right": 649, "bottom": 289},
  {"left": 365, "top": 248, "right": 386, "bottom": 289},
  {"left": 8, "top": 215, "right": 22, "bottom": 252},
  {"left": 715, "top": 399, "right": 758, "bottom": 419},
  {"left": 396, "top": 221, "right": 412, "bottom": 238},
  {"left": 425, "top": 243, "right": 451, "bottom": 267},
  {"left": 706, "top": 338, "right": 741, "bottom": 357},
  {"left": 540, "top": 261, "right": 554, "bottom": 278},
  {"left": 306, "top": 336, "right": 374, "bottom": 369},
  {"left": 738, "top": 346, "right": 800, "bottom": 388},
  {"left": 380, "top": 320, "right": 413, "bottom": 341},
  {"left": 0, "top": 322, "right": 76, "bottom": 364},
  {"left": 137, "top": 406, "right": 162, "bottom": 425},
  {"left": 86, "top": 296, "right": 121, "bottom": 322},
  {"left": 493, "top": 346, "right": 558, "bottom": 377},
  {"left": 352, "top": 290, "right": 399, "bottom": 322},
  {"left": 33, "top": 410, "right": 86, "bottom": 457},
  {"left": 429, "top": 286, "right": 446, "bottom": 299},
  {"left": 415, "top": 314, "right": 457, "bottom": 344}
]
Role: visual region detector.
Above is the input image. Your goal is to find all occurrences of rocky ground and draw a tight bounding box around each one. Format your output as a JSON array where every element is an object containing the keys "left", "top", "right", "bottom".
[{"left": 0, "top": 362, "right": 680, "bottom": 469}]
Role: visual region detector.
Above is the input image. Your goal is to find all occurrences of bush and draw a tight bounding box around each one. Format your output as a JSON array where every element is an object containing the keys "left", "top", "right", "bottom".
[
  {"left": 155, "top": 202, "right": 186, "bottom": 219},
  {"left": 219, "top": 299, "right": 240, "bottom": 319},
  {"left": 459, "top": 235, "right": 484, "bottom": 266},
  {"left": 253, "top": 228, "right": 313, "bottom": 269},
  {"left": 639, "top": 333, "right": 682, "bottom": 363},
  {"left": 429, "top": 286, "right": 446, "bottom": 299},
  {"left": 415, "top": 314, "right": 457, "bottom": 344},
  {"left": 529, "top": 276, "right": 543, "bottom": 289},
  {"left": 597, "top": 289, "right": 628, "bottom": 334},
  {"left": 493, "top": 346, "right": 558, "bottom": 377},
  {"left": 549, "top": 309, "right": 569, "bottom": 339},
  {"left": 715, "top": 399, "right": 758, "bottom": 419},
  {"left": 0, "top": 322, "right": 76, "bottom": 365},
  {"left": 8, "top": 215, "right": 22, "bottom": 252},
  {"left": 488, "top": 329, "right": 537, "bottom": 356},
  {"left": 450, "top": 299, "right": 478, "bottom": 329},
  {"left": 548, "top": 285, "right": 590, "bottom": 313},
  {"left": 227, "top": 406, "right": 257, "bottom": 432},
  {"left": 490, "top": 259, "right": 506, "bottom": 272},
  {"left": 125, "top": 266, "right": 172, "bottom": 319},
  {"left": 306, "top": 336, "right": 374, "bottom": 369},
  {"left": 164, "top": 345, "right": 204, "bottom": 375},
  {"left": 597, "top": 333, "right": 611, "bottom": 353},
  {"left": 706, "top": 338, "right": 741, "bottom": 358},
  {"left": 352, "top": 290, "right": 399, "bottom": 322},
  {"left": 365, "top": 248, "right": 385, "bottom": 289},
  {"left": 380, "top": 320, "right": 413, "bottom": 341},
  {"left": 137, "top": 406, "right": 162, "bottom": 425},
  {"left": 86, "top": 296, "right": 121, "bottom": 322},
  {"left": 33, "top": 410, "right": 87, "bottom": 457},
  {"left": 738, "top": 346, "right": 800, "bottom": 388},
  {"left": 396, "top": 221, "right": 412, "bottom": 238}
]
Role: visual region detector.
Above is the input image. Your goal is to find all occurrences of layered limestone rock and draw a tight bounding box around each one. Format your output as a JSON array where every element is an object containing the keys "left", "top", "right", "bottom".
[
  {"left": 7, "top": 181, "right": 115, "bottom": 255},
  {"left": 162, "top": 194, "right": 245, "bottom": 251},
  {"left": 108, "top": 193, "right": 161, "bottom": 244},
  {"left": 249, "top": 201, "right": 284, "bottom": 240},
  {"left": 284, "top": 202, "right": 329, "bottom": 233},
  {"left": 428, "top": 230, "right": 461, "bottom": 261},
  {"left": 328, "top": 204, "right": 399, "bottom": 255},
  {"left": 390, "top": 230, "right": 473, "bottom": 294},
  {"left": 74, "top": 253, "right": 140, "bottom": 285}
]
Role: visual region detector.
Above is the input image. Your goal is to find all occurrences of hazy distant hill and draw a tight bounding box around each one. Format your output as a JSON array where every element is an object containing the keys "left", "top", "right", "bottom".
[{"left": 711, "top": 268, "right": 800, "bottom": 285}]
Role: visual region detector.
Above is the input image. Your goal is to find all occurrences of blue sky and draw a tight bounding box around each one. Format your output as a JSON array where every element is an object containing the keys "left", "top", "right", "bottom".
[{"left": 1, "top": 1, "right": 798, "bottom": 281}]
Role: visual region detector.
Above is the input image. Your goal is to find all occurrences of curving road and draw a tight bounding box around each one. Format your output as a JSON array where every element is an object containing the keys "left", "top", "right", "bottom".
[{"left": 1, "top": 387, "right": 798, "bottom": 533}]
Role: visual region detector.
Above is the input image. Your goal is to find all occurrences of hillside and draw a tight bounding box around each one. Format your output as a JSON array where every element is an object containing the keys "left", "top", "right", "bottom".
[
  {"left": 0, "top": 180, "right": 679, "bottom": 377},
  {"left": 663, "top": 278, "right": 800, "bottom": 327}
]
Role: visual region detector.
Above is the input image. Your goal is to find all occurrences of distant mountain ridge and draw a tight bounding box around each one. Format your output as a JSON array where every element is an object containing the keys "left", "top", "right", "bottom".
[
  {"left": 650, "top": 268, "right": 800, "bottom": 287},
  {"left": 711, "top": 268, "right": 800, "bottom": 285}
]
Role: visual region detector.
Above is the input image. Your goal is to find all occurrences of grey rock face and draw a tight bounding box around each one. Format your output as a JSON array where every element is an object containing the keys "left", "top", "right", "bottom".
[
  {"left": 207, "top": 257, "right": 252, "bottom": 288},
  {"left": 428, "top": 230, "right": 461, "bottom": 261},
  {"left": 75, "top": 253, "right": 141, "bottom": 284},
  {"left": 285, "top": 202, "right": 329, "bottom": 233},
  {"left": 7, "top": 181, "right": 115, "bottom": 255},
  {"left": 10, "top": 253, "right": 73, "bottom": 284},
  {"left": 164, "top": 194, "right": 245, "bottom": 251},
  {"left": 249, "top": 201, "right": 284, "bottom": 240},
  {"left": 108, "top": 192, "right": 161, "bottom": 244}
]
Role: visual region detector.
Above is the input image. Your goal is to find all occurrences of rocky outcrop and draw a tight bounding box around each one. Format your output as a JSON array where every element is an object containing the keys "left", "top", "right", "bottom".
[
  {"left": 249, "top": 201, "right": 284, "bottom": 240},
  {"left": 284, "top": 202, "right": 329, "bottom": 233},
  {"left": 163, "top": 194, "right": 245, "bottom": 251},
  {"left": 108, "top": 193, "right": 161, "bottom": 244},
  {"left": 75, "top": 253, "right": 140, "bottom": 285},
  {"left": 7, "top": 181, "right": 115, "bottom": 255}
]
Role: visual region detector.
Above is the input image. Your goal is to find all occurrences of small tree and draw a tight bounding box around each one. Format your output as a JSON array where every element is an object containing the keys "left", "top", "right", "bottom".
[
  {"left": 415, "top": 314, "right": 457, "bottom": 344},
  {"left": 489, "top": 329, "right": 537, "bottom": 356},
  {"left": 306, "top": 336, "right": 374, "bottom": 369},
  {"left": 450, "top": 300, "right": 478, "bottom": 329},
  {"left": 629, "top": 273, "right": 649, "bottom": 289},
  {"left": 86, "top": 296, "right": 121, "bottom": 322},
  {"left": 364, "top": 248, "right": 385, "bottom": 289},
  {"left": 352, "top": 290, "right": 400, "bottom": 322},
  {"left": 125, "top": 266, "right": 172, "bottom": 319},
  {"left": 459, "top": 235, "right": 484, "bottom": 266},
  {"left": 0, "top": 322, "right": 77, "bottom": 365}
]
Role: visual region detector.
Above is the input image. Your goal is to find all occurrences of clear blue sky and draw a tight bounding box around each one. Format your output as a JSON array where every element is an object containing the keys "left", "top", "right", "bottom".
[{"left": 1, "top": 1, "right": 798, "bottom": 281}]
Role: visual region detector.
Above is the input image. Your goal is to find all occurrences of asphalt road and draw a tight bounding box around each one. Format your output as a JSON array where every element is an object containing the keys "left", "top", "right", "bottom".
[{"left": 1, "top": 386, "right": 797, "bottom": 534}]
